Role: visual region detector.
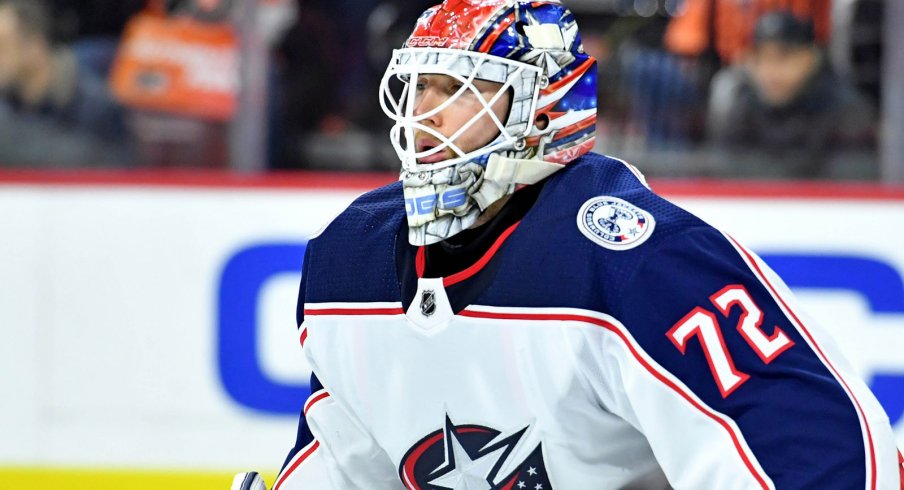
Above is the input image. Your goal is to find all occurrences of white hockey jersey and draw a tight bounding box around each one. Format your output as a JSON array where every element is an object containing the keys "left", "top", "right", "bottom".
[{"left": 273, "top": 153, "right": 903, "bottom": 490}]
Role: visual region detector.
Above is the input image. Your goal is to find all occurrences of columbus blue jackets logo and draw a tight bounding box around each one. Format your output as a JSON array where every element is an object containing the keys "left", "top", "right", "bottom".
[
  {"left": 577, "top": 196, "right": 655, "bottom": 251},
  {"left": 399, "top": 415, "right": 553, "bottom": 490}
]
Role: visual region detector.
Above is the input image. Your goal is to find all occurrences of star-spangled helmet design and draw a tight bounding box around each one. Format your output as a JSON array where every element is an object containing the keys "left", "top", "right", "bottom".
[{"left": 379, "top": 0, "right": 598, "bottom": 245}]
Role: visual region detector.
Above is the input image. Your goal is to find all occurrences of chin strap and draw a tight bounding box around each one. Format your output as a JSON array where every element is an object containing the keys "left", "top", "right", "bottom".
[
  {"left": 485, "top": 153, "right": 565, "bottom": 184},
  {"left": 471, "top": 154, "right": 564, "bottom": 210}
]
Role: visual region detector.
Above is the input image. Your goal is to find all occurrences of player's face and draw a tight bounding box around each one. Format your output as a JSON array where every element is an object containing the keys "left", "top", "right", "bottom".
[
  {"left": 412, "top": 74, "right": 510, "bottom": 164},
  {"left": 747, "top": 42, "right": 818, "bottom": 107}
]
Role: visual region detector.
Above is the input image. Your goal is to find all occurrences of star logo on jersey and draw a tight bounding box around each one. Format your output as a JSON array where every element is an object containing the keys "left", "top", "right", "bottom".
[
  {"left": 421, "top": 289, "right": 437, "bottom": 317},
  {"left": 399, "top": 415, "right": 553, "bottom": 490}
]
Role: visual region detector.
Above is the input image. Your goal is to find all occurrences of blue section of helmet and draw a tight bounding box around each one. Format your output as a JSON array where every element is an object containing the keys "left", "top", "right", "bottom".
[
  {"left": 529, "top": 3, "right": 572, "bottom": 26},
  {"left": 546, "top": 53, "right": 591, "bottom": 85},
  {"left": 505, "top": 45, "right": 533, "bottom": 60},
  {"left": 553, "top": 69, "right": 598, "bottom": 112},
  {"left": 489, "top": 34, "right": 521, "bottom": 59},
  {"left": 473, "top": 3, "right": 576, "bottom": 55},
  {"left": 475, "top": 3, "right": 587, "bottom": 69}
]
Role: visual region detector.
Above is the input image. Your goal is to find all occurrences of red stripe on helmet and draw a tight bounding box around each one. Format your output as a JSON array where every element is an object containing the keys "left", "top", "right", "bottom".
[
  {"left": 550, "top": 113, "right": 596, "bottom": 140},
  {"left": 524, "top": 113, "right": 595, "bottom": 148},
  {"left": 541, "top": 57, "right": 594, "bottom": 94},
  {"left": 476, "top": 15, "right": 515, "bottom": 53}
]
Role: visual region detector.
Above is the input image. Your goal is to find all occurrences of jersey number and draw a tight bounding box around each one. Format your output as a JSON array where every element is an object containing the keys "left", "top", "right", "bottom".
[{"left": 666, "top": 285, "right": 795, "bottom": 398}]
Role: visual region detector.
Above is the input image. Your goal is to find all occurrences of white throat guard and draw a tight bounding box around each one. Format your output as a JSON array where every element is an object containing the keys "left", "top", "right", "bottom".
[{"left": 380, "top": 48, "right": 562, "bottom": 246}]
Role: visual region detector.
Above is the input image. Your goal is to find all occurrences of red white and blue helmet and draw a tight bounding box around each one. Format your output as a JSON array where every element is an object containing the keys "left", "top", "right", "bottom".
[{"left": 379, "top": 0, "right": 598, "bottom": 245}]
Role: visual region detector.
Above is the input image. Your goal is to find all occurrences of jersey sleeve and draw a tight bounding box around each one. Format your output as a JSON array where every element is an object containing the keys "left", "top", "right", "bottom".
[
  {"left": 274, "top": 374, "right": 332, "bottom": 489},
  {"left": 275, "top": 245, "right": 329, "bottom": 489},
  {"left": 605, "top": 226, "right": 900, "bottom": 489},
  {"left": 275, "top": 242, "right": 401, "bottom": 490}
]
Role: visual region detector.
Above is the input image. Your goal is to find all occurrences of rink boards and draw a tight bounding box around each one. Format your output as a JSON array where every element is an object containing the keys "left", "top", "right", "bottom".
[{"left": 0, "top": 172, "right": 902, "bottom": 488}]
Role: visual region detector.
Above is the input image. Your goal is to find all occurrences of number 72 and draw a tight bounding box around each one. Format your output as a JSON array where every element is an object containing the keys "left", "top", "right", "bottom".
[{"left": 667, "top": 285, "right": 795, "bottom": 398}]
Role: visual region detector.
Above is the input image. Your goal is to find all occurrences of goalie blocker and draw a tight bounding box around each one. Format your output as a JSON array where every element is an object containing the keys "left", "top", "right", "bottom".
[{"left": 230, "top": 472, "right": 267, "bottom": 490}]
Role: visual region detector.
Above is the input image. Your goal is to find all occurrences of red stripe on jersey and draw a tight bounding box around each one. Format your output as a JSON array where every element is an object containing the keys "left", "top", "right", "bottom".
[
  {"left": 444, "top": 221, "right": 521, "bottom": 287},
  {"left": 727, "top": 235, "right": 878, "bottom": 489},
  {"left": 273, "top": 439, "right": 320, "bottom": 490},
  {"left": 898, "top": 449, "right": 903, "bottom": 489},
  {"left": 458, "top": 308, "right": 772, "bottom": 489},
  {"left": 402, "top": 432, "right": 445, "bottom": 490},
  {"left": 414, "top": 221, "right": 521, "bottom": 287},
  {"left": 305, "top": 307, "right": 405, "bottom": 316},
  {"left": 416, "top": 246, "right": 426, "bottom": 278},
  {"left": 299, "top": 327, "right": 308, "bottom": 348},
  {"left": 304, "top": 390, "right": 330, "bottom": 416}
]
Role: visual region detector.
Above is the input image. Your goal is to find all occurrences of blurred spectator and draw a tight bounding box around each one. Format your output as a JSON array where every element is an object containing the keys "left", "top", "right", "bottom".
[
  {"left": 109, "top": 0, "right": 240, "bottom": 168},
  {"left": 630, "top": 0, "right": 835, "bottom": 156},
  {"left": 599, "top": 11, "right": 706, "bottom": 156},
  {"left": 272, "top": 0, "right": 434, "bottom": 170},
  {"left": 665, "top": 0, "right": 831, "bottom": 65},
  {"left": 0, "top": 0, "right": 131, "bottom": 167},
  {"left": 271, "top": 0, "right": 344, "bottom": 169},
  {"left": 362, "top": 0, "right": 437, "bottom": 129},
  {"left": 706, "top": 11, "right": 876, "bottom": 179},
  {"left": 47, "top": 0, "right": 146, "bottom": 77}
]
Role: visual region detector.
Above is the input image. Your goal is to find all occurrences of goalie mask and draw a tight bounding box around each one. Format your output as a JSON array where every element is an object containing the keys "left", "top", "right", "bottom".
[{"left": 380, "top": 0, "right": 598, "bottom": 246}]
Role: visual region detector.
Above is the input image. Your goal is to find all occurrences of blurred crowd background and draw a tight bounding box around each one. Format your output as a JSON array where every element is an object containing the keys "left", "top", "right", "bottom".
[{"left": 0, "top": 0, "right": 899, "bottom": 181}]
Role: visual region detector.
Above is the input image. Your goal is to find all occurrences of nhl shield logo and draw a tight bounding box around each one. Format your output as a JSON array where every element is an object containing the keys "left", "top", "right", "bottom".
[
  {"left": 577, "top": 196, "right": 655, "bottom": 251},
  {"left": 420, "top": 289, "right": 436, "bottom": 317}
]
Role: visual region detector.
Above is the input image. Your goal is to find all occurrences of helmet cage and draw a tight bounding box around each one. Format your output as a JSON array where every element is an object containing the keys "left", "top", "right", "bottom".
[{"left": 379, "top": 48, "right": 544, "bottom": 173}]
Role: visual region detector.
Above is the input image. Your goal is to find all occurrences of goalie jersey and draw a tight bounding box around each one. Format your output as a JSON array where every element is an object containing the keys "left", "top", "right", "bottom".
[{"left": 275, "top": 153, "right": 903, "bottom": 490}]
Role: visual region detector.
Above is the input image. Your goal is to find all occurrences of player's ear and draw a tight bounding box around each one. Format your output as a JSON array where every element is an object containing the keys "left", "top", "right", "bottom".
[{"left": 535, "top": 113, "right": 550, "bottom": 130}]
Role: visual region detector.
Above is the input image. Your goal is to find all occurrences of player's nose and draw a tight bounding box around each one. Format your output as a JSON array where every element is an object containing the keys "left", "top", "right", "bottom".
[{"left": 412, "top": 87, "right": 443, "bottom": 127}]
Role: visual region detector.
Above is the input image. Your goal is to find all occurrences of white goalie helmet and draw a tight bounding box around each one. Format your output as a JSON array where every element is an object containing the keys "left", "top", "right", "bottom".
[{"left": 379, "top": 0, "right": 598, "bottom": 245}]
